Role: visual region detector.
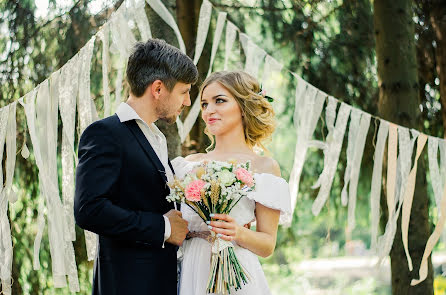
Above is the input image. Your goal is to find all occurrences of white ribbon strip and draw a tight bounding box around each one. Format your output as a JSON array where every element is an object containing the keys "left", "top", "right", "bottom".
[
  {"left": 78, "top": 37, "right": 97, "bottom": 134},
  {"left": 130, "top": 0, "right": 152, "bottom": 41},
  {"left": 179, "top": 12, "right": 227, "bottom": 143},
  {"left": 4, "top": 102, "right": 17, "bottom": 203},
  {"left": 59, "top": 54, "right": 80, "bottom": 243},
  {"left": 370, "top": 120, "right": 389, "bottom": 252},
  {"left": 146, "top": 0, "right": 186, "bottom": 53},
  {"left": 0, "top": 105, "right": 11, "bottom": 295},
  {"left": 240, "top": 35, "right": 267, "bottom": 78},
  {"left": 22, "top": 80, "right": 68, "bottom": 287},
  {"left": 401, "top": 133, "right": 427, "bottom": 271},
  {"left": 440, "top": 139, "right": 446, "bottom": 181},
  {"left": 428, "top": 137, "right": 446, "bottom": 207},
  {"left": 206, "top": 12, "right": 227, "bottom": 77},
  {"left": 346, "top": 111, "right": 371, "bottom": 230},
  {"left": 311, "top": 102, "right": 351, "bottom": 216},
  {"left": 99, "top": 24, "right": 112, "bottom": 118},
  {"left": 411, "top": 179, "right": 446, "bottom": 285},
  {"left": 288, "top": 83, "right": 325, "bottom": 216},
  {"left": 224, "top": 21, "right": 237, "bottom": 70},
  {"left": 76, "top": 38, "right": 99, "bottom": 261},
  {"left": 50, "top": 72, "right": 80, "bottom": 291},
  {"left": 396, "top": 128, "right": 419, "bottom": 207},
  {"left": 376, "top": 123, "right": 399, "bottom": 264},
  {"left": 193, "top": 0, "right": 212, "bottom": 65},
  {"left": 341, "top": 108, "right": 362, "bottom": 206},
  {"left": 261, "top": 55, "right": 284, "bottom": 91}
]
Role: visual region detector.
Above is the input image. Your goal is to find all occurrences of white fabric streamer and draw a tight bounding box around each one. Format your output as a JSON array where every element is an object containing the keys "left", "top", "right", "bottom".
[
  {"left": 130, "top": 0, "right": 152, "bottom": 41},
  {"left": 288, "top": 80, "right": 326, "bottom": 217},
  {"left": 77, "top": 37, "right": 99, "bottom": 261},
  {"left": 179, "top": 11, "right": 227, "bottom": 143},
  {"left": 21, "top": 79, "right": 69, "bottom": 288},
  {"left": 239, "top": 33, "right": 267, "bottom": 78},
  {"left": 98, "top": 24, "right": 112, "bottom": 118},
  {"left": 193, "top": 0, "right": 212, "bottom": 65},
  {"left": 377, "top": 123, "right": 399, "bottom": 265},
  {"left": 346, "top": 111, "right": 371, "bottom": 230},
  {"left": 51, "top": 72, "right": 80, "bottom": 292},
  {"left": 206, "top": 12, "right": 227, "bottom": 77},
  {"left": 59, "top": 54, "right": 80, "bottom": 242},
  {"left": 412, "top": 179, "right": 446, "bottom": 285},
  {"left": 428, "top": 137, "right": 446, "bottom": 207},
  {"left": 0, "top": 105, "right": 11, "bottom": 295},
  {"left": 341, "top": 108, "right": 362, "bottom": 206},
  {"left": 146, "top": 0, "right": 186, "bottom": 53},
  {"left": 370, "top": 120, "right": 389, "bottom": 252},
  {"left": 224, "top": 21, "right": 237, "bottom": 70},
  {"left": 4, "top": 102, "right": 17, "bottom": 204},
  {"left": 261, "top": 55, "right": 284, "bottom": 91},
  {"left": 401, "top": 134, "right": 427, "bottom": 271},
  {"left": 311, "top": 102, "right": 352, "bottom": 216}
]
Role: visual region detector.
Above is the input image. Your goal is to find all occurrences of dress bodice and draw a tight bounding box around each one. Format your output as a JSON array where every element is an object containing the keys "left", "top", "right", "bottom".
[{"left": 171, "top": 157, "right": 292, "bottom": 232}]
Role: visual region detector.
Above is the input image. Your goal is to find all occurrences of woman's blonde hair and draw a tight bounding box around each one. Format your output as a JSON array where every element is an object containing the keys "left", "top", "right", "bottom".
[{"left": 199, "top": 71, "right": 276, "bottom": 152}]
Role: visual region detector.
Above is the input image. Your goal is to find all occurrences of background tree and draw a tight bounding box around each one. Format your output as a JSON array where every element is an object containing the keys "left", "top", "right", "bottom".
[{"left": 374, "top": 0, "right": 433, "bottom": 294}]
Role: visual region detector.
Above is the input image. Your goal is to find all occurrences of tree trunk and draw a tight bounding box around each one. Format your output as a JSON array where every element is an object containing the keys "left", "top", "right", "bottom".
[
  {"left": 158, "top": 0, "right": 209, "bottom": 158},
  {"left": 429, "top": 1, "right": 446, "bottom": 138},
  {"left": 176, "top": 0, "right": 210, "bottom": 155},
  {"left": 374, "top": 0, "right": 434, "bottom": 294}
]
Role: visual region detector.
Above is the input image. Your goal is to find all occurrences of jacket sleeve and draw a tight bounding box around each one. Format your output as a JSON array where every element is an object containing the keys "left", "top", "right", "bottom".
[{"left": 74, "top": 120, "right": 164, "bottom": 247}]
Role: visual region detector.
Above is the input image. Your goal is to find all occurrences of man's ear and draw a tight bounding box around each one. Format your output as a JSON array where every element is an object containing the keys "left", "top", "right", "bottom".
[{"left": 150, "top": 80, "right": 163, "bottom": 100}]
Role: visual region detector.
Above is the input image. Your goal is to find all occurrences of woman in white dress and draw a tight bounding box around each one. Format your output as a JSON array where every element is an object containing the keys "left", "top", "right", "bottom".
[{"left": 172, "top": 71, "right": 291, "bottom": 295}]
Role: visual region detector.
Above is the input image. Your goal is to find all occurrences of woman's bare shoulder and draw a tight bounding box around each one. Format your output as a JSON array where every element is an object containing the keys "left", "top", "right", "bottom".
[
  {"left": 252, "top": 156, "right": 281, "bottom": 177},
  {"left": 184, "top": 153, "right": 206, "bottom": 162}
]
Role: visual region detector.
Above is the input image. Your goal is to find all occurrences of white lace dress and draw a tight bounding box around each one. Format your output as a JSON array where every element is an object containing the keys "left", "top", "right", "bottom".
[{"left": 172, "top": 157, "right": 292, "bottom": 295}]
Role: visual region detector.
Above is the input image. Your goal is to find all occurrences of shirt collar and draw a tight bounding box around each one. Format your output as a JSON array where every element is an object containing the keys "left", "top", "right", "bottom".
[
  {"left": 116, "top": 102, "right": 166, "bottom": 142},
  {"left": 116, "top": 102, "right": 141, "bottom": 123}
]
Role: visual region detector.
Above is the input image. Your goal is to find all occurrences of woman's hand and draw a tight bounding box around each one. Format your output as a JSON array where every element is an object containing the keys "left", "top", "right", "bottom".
[{"left": 207, "top": 213, "right": 243, "bottom": 243}]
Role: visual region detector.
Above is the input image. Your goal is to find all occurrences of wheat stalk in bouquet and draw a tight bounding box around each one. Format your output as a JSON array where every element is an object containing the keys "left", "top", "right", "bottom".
[{"left": 167, "top": 160, "right": 256, "bottom": 294}]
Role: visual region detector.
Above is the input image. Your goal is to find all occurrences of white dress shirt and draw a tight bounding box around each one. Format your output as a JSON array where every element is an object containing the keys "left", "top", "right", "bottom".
[{"left": 116, "top": 102, "right": 173, "bottom": 246}]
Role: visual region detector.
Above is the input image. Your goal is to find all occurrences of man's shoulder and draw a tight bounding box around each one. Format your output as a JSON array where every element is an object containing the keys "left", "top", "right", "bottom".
[{"left": 80, "top": 114, "right": 128, "bottom": 142}]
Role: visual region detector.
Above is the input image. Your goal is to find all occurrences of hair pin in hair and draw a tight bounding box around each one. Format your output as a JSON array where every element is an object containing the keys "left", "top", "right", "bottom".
[{"left": 258, "top": 85, "right": 274, "bottom": 103}]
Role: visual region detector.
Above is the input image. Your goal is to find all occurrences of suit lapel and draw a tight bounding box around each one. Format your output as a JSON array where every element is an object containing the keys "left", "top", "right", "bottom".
[{"left": 124, "top": 120, "right": 168, "bottom": 183}]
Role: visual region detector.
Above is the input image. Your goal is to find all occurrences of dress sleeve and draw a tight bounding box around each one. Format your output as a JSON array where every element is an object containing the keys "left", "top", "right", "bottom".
[
  {"left": 171, "top": 156, "right": 189, "bottom": 179},
  {"left": 247, "top": 173, "right": 293, "bottom": 227}
]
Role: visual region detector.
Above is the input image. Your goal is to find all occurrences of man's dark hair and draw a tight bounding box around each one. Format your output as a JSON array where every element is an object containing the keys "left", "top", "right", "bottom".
[{"left": 126, "top": 39, "right": 198, "bottom": 97}]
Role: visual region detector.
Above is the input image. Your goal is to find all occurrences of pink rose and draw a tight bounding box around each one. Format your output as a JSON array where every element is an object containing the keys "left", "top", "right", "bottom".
[
  {"left": 235, "top": 168, "right": 254, "bottom": 187},
  {"left": 185, "top": 179, "right": 206, "bottom": 202}
]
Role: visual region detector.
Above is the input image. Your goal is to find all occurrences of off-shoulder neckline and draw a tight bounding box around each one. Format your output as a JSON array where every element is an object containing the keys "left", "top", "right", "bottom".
[{"left": 173, "top": 156, "right": 288, "bottom": 183}]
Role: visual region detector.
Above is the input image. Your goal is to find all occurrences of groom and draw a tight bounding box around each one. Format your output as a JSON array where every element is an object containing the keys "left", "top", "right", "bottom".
[{"left": 74, "top": 39, "right": 198, "bottom": 295}]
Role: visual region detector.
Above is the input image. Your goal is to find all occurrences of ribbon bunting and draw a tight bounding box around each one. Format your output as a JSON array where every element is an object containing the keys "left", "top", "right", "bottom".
[{"left": 1, "top": 0, "right": 446, "bottom": 292}]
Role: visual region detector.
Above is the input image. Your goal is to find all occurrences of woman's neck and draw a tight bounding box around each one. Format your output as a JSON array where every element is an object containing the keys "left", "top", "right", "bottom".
[{"left": 212, "top": 133, "right": 253, "bottom": 155}]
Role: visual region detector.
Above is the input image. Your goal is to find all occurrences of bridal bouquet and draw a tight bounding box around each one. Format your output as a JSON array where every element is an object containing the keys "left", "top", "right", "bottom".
[{"left": 167, "top": 160, "right": 255, "bottom": 294}]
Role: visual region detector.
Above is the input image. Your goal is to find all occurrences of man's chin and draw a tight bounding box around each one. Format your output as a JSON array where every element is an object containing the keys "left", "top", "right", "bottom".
[{"left": 159, "top": 115, "right": 177, "bottom": 125}]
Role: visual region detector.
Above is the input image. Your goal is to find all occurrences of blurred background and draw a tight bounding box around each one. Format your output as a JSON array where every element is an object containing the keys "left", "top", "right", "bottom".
[{"left": 1, "top": 0, "right": 446, "bottom": 294}]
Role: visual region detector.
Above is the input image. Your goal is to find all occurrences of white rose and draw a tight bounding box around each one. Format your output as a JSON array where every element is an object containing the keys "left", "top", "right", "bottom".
[{"left": 216, "top": 170, "right": 236, "bottom": 186}]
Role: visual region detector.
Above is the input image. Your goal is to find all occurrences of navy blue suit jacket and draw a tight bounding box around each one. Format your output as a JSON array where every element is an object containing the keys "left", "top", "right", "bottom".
[{"left": 74, "top": 114, "right": 177, "bottom": 295}]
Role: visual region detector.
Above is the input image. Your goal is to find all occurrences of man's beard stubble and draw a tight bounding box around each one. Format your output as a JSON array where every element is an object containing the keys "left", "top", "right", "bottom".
[{"left": 156, "top": 103, "right": 184, "bottom": 125}]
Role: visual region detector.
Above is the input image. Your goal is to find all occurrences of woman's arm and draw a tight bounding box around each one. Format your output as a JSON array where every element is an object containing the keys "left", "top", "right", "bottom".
[{"left": 209, "top": 205, "right": 280, "bottom": 258}]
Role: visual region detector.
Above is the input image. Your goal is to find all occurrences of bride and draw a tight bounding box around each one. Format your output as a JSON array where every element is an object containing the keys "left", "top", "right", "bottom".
[{"left": 172, "top": 71, "right": 291, "bottom": 295}]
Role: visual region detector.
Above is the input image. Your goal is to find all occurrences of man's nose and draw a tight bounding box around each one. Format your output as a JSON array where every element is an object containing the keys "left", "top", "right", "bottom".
[{"left": 184, "top": 93, "right": 191, "bottom": 106}]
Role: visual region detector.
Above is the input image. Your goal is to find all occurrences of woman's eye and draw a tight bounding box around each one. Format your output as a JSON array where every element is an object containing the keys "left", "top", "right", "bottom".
[
  {"left": 216, "top": 98, "right": 225, "bottom": 103},
  {"left": 201, "top": 103, "right": 208, "bottom": 108}
]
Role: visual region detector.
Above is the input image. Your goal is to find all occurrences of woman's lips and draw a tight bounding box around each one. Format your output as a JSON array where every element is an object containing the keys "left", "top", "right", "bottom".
[{"left": 207, "top": 118, "right": 219, "bottom": 124}]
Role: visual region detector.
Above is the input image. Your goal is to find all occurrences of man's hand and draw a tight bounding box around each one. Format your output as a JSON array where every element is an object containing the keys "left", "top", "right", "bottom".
[{"left": 164, "top": 210, "right": 189, "bottom": 246}]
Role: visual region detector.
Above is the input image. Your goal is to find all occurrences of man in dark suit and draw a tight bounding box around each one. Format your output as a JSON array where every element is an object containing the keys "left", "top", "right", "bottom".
[{"left": 74, "top": 39, "right": 198, "bottom": 295}]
